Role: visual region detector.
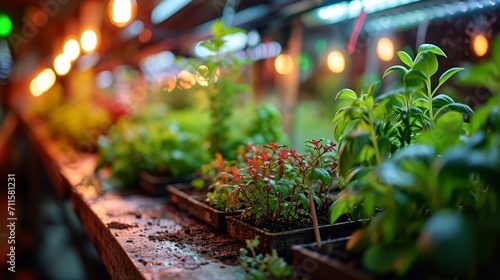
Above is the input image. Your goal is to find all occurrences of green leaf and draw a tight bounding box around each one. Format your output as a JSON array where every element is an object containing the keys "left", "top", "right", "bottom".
[
  {"left": 418, "top": 211, "right": 475, "bottom": 274},
  {"left": 377, "top": 136, "right": 393, "bottom": 158},
  {"left": 416, "top": 44, "right": 447, "bottom": 59},
  {"left": 436, "top": 67, "right": 464, "bottom": 92},
  {"left": 418, "top": 111, "right": 464, "bottom": 153},
  {"left": 336, "top": 89, "right": 357, "bottom": 100},
  {"left": 409, "top": 107, "right": 424, "bottom": 115},
  {"left": 365, "top": 82, "right": 378, "bottom": 98},
  {"left": 211, "top": 20, "right": 246, "bottom": 38},
  {"left": 413, "top": 52, "right": 438, "bottom": 77},
  {"left": 378, "top": 161, "right": 415, "bottom": 187},
  {"left": 374, "top": 87, "right": 410, "bottom": 102},
  {"left": 445, "top": 103, "right": 474, "bottom": 116},
  {"left": 397, "top": 51, "right": 414, "bottom": 67},
  {"left": 432, "top": 94, "right": 455, "bottom": 108},
  {"left": 307, "top": 168, "right": 332, "bottom": 185},
  {"left": 328, "top": 193, "right": 357, "bottom": 223},
  {"left": 332, "top": 107, "right": 348, "bottom": 124},
  {"left": 200, "top": 41, "right": 217, "bottom": 52},
  {"left": 405, "top": 69, "right": 428, "bottom": 84},
  {"left": 298, "top": 193, "right": 308, "bottom": 206},
  {"left": 383, "top": 65, "right": 408, "bottom": 78},
  {"left": 363, "top": 245, "right": 402, "bottom": 274}
]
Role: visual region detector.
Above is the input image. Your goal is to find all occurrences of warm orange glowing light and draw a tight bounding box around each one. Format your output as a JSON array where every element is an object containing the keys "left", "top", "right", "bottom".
[
  {"left": 63, "top": 38, "right": 80, "bottom": 61},
  {"left": 377, "top": 37, "right": 394, "bottom": 62},
  {"left": 30, "top": 68, "right": 56, "bottom": 96},
  {"left": 274, "top": 54, "right": 294, "bottom": 75},
  {"left": 81, "top": 29, "right": 98, "bottom": 53},
  {"left": 109, "top": 0, "right": 137, "bottom": 27},
  {"left": 158, "top": 73, "right": 177, "bottom": 92},
  {"left": 473, "top": 34, "right": 489, "bottom": 57},
  {"left": 54, "top": 53, "right": 71, "bottom": 75},
  {"left": 327, "top": 50, "right": 345, "bottom": 73},
  {"left": 177, "top": 70, "right": 196, "bottom": 89}
]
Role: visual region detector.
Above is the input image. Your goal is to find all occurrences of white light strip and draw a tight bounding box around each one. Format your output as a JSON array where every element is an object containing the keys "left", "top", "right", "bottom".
[
  {"left": 303, "top": 0, "right": 421, "bottom": 26},
  {"left": 365, "top": 0, "right": 500, "bottom": 32},
  {"left": 151, "top": 0, "right": 192, "bottom": 25}
]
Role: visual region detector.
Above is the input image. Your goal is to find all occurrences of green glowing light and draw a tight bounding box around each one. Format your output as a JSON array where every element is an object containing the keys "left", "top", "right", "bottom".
[
  {"left": 0, "top": 13, "right": 12, "bottom": 37},
  {"left": 315, "top": 38, "right": 327, "bottom": 54},
  {"left": 299, "top": 53, "right": 311, "bottom": 72}
]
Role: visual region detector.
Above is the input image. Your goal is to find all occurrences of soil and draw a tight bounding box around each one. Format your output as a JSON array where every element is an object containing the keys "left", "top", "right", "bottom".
[
  {"left": 309, "top": 239, "right": 363, "bottom": 269},
  {"left": 148, "top": 204, "right": 241, "bottom": 266},
  {"left": 107, "top": 221, "right": 138, "bottom": 229},
  {"left": 306, "top": 241, "right": 432, "bottom": 280},
  {"left": 242, "top": 215, "right": 349, "bottom": 233}
]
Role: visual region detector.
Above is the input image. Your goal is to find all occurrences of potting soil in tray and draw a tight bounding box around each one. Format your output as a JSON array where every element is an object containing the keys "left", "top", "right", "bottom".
[
  {"left": 292, "top": 238, "right": 372, "bottom": 280},
  {"left": 226, "top": 216, "right": 361, "bottom": 260}
]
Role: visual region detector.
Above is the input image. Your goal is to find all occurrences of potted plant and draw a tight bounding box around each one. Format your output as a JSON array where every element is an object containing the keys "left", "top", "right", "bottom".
[
  {"left": 96, "top": 108, "right": 209, "bottom": 194},
  {"left": 167, "top": 103, "right": 288, "bottom": 230},
  {"left": 293, "top": 44, "right": 485, "bottom": 280},
  {"left": 178, "top": 20, "right": 253, "bottom": 159},
  {"left": 239, "top": 237, "right": 294, "bottom": 280},
  {"left": 220, "top": 139, "right": 361, "bottom": 259},
  {"left": 167, "top": 149, "right": 249, "bottom": 231}
]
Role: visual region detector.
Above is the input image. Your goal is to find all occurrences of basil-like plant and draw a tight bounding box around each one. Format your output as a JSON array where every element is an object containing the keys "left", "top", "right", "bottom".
[
  {"left": 328, "top": 44, "right": 500, "bottom": 278},
  {"left": 329, "top": 97, "right": 499, "bottom": 278},
  {"left": 333, "top": 44, "right": 473, "bottom": 180}
]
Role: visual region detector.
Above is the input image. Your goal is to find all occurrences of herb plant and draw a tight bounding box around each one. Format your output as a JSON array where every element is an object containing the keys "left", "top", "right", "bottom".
[
  {"left": 97, "top": 109, "right": 209, "bottom": 188},
  {"left": 330, "top": 100, "right": 499, "bottom": 277},
  {"left": 226, "top": 139, "right": 338, "bottom": 229},
  {"left": 328, "top": 44, "right": 500, "bottom": 278},
  {"left": 333, "top": 44, "right": 473, "bottom": 180},
  {"left": 190, "top": 20, "right": 252, "bottom": 158},
  {"left": 239, "top": 236, "right": 293, "bottom": 280}
]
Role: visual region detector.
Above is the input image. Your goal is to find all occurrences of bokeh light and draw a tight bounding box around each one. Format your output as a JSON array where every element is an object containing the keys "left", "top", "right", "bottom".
[
  {"left": 472, "top": 34, "right": 489, "bottom": 57},
  {"left": 63, "top": 39, "right": 80, "bottom": 61},
  {"left": 377, "top": 37, "right": 394, "bottom": 61},
  {"left": 0, "top": 13, "right": 12, "bottom": 37},
  {"left": 109, "top": 0, "right": 137, "bottom": 27},
  {"left": 327, "top": 50, "right": 346, "bottom": 73},
  {"left": 177, "top": 70, "right": 196, "bottom": 89},
  {"left": 274, "top": 54, "right": 294, "bottom": 75},
  {"left": 81, "top": 29, "right": 98, "bottom": 53},
  {"left": 30, "top": 68, "right": 56, "bottom": 96},
  {"left": 54, "top": 53, "right": 71, "bottom": 76}
]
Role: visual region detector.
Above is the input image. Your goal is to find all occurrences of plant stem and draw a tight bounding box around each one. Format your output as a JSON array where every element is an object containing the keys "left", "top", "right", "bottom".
[
  {"left": 308, "top": 186, "right": 321, "bottom": 248},
  {"left": 368, "top": 112, "right": 382, "bottom": 164},
  {"left": 427, "top": 79, "right": 435, "bottom": 126}
]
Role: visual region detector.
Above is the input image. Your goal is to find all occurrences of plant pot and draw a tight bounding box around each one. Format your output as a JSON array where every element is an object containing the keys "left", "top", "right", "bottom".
[
  {"left": 138, "top": 172, "right": 196, "bottom": 196},
  {"left": 167, "top": 185, "right": 242, "bottom": 231},
  {"left": 292, "top": 237, "right": 372, "bottom": 280},
  {"left": 225, "top": 216, "right": 362, "bottom": 260}
]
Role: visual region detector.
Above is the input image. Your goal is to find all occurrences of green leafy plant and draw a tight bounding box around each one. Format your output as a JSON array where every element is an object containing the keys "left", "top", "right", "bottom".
[
  {"left": 242, "top": 103, "right": 288, "bottom": 146},
  {"left": 202, "top": 144, "right": 262, "bottom": 209},
  {"left": 97, "top": 109, "right": 209, "bottom": 188},
  {"left": 239, "top": 236, "right": 293, "bottom": 280},
  {"left": 328, "top": 45, "right": 500, "bottom": 278},
  {"left": 329, "top": 99, "right": 500, "bottom": 277},
  {"left": 333, "top": 44, "right": 473, "bottom": 180},
  {"left": 225, "top": 139, "right": 337, "bottom": 231},
  {"left": 383, "top": 44, "right": 473, "bottom": 126},
  {"left": 29, "top": 86, "right": 111, "bottom": 149},
  {"left": 188, "top": 20, "right": 252, "bottom": 158}
]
